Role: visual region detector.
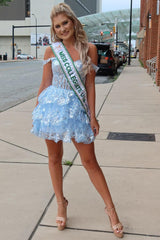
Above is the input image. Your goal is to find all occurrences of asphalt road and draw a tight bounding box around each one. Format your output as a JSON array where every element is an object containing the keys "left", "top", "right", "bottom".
[
  {"left": 0, "top": 60, "right": 43, "bottom": 112},
  {"left": 0, "top": 60, "right": 120, "bottom": 112}
]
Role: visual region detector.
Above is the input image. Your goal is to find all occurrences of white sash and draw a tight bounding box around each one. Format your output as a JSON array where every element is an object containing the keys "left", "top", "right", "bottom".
[{"left": 51, "top": 42, "right": 90, "bottom": 120}]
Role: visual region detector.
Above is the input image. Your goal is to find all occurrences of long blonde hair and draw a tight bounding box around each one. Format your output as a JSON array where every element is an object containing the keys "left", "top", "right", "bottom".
[{"left": 50, "top": 3, "right": 91, "bottom": 75}]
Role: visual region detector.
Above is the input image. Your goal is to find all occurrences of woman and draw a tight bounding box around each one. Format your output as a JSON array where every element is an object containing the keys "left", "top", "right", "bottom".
[{"left": 31, "top": 3, "right": 123, "bottom": 238}]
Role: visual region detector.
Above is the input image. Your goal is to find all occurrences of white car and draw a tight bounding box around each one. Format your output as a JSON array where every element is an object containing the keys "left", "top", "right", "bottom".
[{"left": 17, "top": 54, "right": 34, "bottom": 59}]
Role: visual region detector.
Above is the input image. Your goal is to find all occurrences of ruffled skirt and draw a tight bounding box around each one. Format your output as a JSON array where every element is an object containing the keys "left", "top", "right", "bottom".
[{"left": 31, "top": 85, "right": 94, "bottom": 144}]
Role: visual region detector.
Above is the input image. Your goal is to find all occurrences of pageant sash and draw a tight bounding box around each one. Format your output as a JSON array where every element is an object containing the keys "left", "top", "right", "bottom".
[{"left": 50, "top": 42, "right": 90, "bottom": 120}]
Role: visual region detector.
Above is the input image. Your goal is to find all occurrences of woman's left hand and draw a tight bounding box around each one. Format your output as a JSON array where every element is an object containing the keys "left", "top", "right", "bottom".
[{"left": 90, "top": 117, "right": 100, "bottom": 137}]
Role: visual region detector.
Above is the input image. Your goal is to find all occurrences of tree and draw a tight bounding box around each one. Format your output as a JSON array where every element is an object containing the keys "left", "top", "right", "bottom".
[{"left": 0, "top": 0, "right": 12, "bottom": 6}]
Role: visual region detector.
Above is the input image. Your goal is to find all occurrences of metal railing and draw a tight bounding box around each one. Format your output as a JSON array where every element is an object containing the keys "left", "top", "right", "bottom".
[{"left": 146, "top": 56, "right": 157, "bottom": 81}]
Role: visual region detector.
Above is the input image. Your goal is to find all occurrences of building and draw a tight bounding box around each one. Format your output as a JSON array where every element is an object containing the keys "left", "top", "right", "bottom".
[
  {"left": 0, "top": 0, "right": 102, "bottom": 60},
  {"left": 64, "top": 0, "right": 102, "bottom": 17},
  {"left": 138, "top": 0, "right": 160, "bottom": 86}
]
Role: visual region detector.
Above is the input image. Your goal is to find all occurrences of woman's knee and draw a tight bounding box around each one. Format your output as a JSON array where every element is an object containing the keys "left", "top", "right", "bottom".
[
  {"left": 45, "top": 140, "right": 63, "bottom": 165},
  {"left": 48, "top": 151, "right": 63, "bottom": 165},
  {"left": 81, "top": 154, "right": 98, "bottom": 170},
  {"left": 48, "top": 148, "right": 63, "bottom": 165}
]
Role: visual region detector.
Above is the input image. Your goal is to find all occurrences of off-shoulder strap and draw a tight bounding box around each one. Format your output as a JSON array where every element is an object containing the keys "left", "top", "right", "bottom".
[
  {"left": 92, "top": 63, "right": 99, "bottom": 72},
  {"left": 43, "top": 57, "right": 55, "bottom": 66}
]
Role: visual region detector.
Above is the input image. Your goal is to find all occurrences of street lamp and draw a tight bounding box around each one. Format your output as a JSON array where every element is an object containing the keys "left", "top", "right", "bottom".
[
  {"left": 32, "top": 13, "right": 37, "bottom": 59},
  {"left": 128, "top": 0, "right": 133, "bottom": 65}
]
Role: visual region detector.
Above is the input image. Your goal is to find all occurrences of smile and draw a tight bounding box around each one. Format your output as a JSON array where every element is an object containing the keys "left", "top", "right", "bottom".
[{"left": 61, "top": 31, "right": 69, "bottom": 36}]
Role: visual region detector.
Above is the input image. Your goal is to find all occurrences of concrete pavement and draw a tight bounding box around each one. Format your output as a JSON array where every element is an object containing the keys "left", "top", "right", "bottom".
[{"left": 0, "top": 59, "right": 160, "bottom": 240}]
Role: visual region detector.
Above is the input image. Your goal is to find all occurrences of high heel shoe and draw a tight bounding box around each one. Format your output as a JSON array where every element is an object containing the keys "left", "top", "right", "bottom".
[
  {"left": 56, "top": 197, "right": 68, "bottom": 231},
  {"left": 105, "top": 206, "right": 123, "bottom": 238}
]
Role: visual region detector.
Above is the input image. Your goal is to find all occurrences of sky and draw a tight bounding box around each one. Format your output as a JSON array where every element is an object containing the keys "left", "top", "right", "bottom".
[{"left": 102, "top": 0, "right": 140, "bottom": 12}]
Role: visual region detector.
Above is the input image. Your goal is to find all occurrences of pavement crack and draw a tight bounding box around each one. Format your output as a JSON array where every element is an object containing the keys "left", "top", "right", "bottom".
[
  {"left": 96, "top": 84, "right": 114, "bottom": 118},
  {"left": 0, "top": 95, "right": 36, "bottom": 112},
  {"left": 27, "top": 152, "right": 78, "bottom": 240},
  {"left": 27, "top": 193, "right": 55, "bottom": 240},
  {"left": 71, "top": 163, "right": 160, "bottom": 171},
  {"left": 0, "top": 138, "right": 48, "bottom": 158},
  {"left": 39, "top": 224, "right": 160, "bottom": 238},
  {"left": 0, "top": 161, "right": 48, "bottom": 165}
]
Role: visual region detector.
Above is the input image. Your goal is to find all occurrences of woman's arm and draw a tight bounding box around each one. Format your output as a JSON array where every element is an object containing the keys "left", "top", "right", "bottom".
[
  {"left": 35, "top": 46, "right": 53, "bottom": 106},
  {"left": 85, "top": 43, "right": 99, "bottom": 136}
]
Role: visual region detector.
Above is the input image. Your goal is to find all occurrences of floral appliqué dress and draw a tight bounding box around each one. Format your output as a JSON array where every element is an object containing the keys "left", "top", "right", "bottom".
[{"left": 31, "top": 56, "right": 98, "bottom": 144}]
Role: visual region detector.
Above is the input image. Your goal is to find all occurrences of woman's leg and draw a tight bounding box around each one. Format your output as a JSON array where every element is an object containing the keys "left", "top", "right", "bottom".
[
  {"left": 45, "top": 139, "right": 64, "bottom": 201},
  {"left": 72, "top": 139, "right": 122, "bottom": 227},
  {"left": 45, "top": 139, "right": 67, "bottom": 227}
]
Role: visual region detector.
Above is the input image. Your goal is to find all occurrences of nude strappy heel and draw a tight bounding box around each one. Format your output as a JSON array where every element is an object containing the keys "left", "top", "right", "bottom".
[
  {"left": 105, "top": 206, "right": 123, "bottom": 238},
  {"left": 56, "top": 197, "right": 68, "bottom": 231}
]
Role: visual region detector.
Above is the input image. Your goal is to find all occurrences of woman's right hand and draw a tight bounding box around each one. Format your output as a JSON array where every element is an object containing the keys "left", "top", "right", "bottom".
[{"left": 90, "top": 117, "right": 100, "bottom": 137}]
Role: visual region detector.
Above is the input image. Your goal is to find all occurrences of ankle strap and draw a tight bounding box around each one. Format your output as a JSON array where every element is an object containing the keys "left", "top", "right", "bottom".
[{"left": 57, "top": 197, "right": 68, "bottom": 205}]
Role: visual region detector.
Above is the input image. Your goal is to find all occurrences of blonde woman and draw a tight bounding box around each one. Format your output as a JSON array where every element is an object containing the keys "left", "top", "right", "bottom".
[{"left": 31, "top": 3, "right": 123, "bottom": 238}]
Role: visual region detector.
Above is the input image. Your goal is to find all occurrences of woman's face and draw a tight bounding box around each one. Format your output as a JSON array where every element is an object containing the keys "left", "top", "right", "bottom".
[{"left": 53, "top": 13, "right": 75, "bottom": 41}]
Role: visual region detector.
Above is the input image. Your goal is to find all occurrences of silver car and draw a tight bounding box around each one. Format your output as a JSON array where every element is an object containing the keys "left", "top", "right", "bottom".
[{"left": 17, "top": 54, "right": 34, "bottom": 60}]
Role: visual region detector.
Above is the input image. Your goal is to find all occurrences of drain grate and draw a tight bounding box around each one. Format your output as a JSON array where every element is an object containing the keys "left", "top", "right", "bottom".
[{"left": 107, "top": 132, "right": 155, "bottom": 142}]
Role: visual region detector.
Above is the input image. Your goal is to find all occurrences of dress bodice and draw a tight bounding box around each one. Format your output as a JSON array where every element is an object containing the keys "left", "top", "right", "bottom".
[
  {"left": 43, "top": 57, "right": 85, "bottom": 90},
  {"left": 43, "top": 57, "right": 99, "bottom": 90}
]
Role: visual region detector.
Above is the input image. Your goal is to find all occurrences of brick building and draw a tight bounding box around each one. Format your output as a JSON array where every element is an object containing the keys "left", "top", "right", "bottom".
[{"left": 138, "top": 0, "right": 160, "bottom": 85}]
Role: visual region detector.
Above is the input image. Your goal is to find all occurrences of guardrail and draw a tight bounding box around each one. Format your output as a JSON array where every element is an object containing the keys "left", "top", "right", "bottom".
[{"left": 146, "top": 56, "right": 157, "bottom": 81}]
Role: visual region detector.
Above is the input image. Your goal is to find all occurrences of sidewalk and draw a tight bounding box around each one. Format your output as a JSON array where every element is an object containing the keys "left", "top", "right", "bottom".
[
  {"left": 0, "top": 59, "right": 160, "bottom": 240},
  {"left": 0, "top": 59, "right": 42, "bottom": 63}
]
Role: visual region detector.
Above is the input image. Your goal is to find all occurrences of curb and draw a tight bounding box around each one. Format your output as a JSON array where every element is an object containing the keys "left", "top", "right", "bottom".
[{"left": 0, "top": 59, "right": 43, "bottom": 63}]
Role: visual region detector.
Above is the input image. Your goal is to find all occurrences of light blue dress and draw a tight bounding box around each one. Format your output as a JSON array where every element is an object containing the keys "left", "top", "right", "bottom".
[{"left": 31, "top": 56, "right": 98, "bottom": 144}]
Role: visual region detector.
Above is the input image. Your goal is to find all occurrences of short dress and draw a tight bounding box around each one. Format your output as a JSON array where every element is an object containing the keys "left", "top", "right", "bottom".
[{"left": 31, "top": 55, "right": 98, "bottom": 144}]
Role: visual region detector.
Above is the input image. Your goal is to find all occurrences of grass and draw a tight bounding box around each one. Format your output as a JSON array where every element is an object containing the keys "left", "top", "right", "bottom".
[
  {"left": 113, "top": 74, "right": 119, "bottom": 82},
  {"left": 139, "top": 59, "right": 144, "bottom": 67},
  {"left": 63, "top": 160, "right": 73, "bottom": 166},
  {"left": 112, "top": 63, "right": 126, "bottom": 82}
]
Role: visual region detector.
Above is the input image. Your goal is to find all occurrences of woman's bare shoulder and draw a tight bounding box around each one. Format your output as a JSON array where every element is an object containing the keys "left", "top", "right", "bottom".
[
  {"left": 88, "top": 42, "right": 97, "bottom": 51},
  {"left": 88, "top": 42, "right": 98, "bottom": 64},
  {"left": 88, "top": 42, "right": 97, "bottom": 50},
  {"left": 44, "top": 46, "right": 55, "bottom": 60}
]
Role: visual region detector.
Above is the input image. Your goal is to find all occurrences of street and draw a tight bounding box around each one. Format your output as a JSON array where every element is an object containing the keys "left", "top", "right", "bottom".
[
  {"left": 0, "top": 60, "right": 42, "bottom": 112},
  {"left": 0, "top": 60, "right": 122, "bottom": 112}
]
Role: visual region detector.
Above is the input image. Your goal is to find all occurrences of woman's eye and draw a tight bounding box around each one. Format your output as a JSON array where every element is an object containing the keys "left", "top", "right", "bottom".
[
  {"left": 63, "top": 21, "right": 68, "bottom": 25},
  {"left": 55, "top": 25, "right": 60, "bottom": 29}
]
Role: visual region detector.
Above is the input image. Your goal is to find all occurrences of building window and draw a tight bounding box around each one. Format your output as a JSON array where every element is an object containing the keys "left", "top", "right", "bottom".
[
  {"left": 148, "top": 13, "right": 152, "bottom": 29},
  {"left": 25, "top": 0, "right": 30, "bottom": 17},
  {"left": 157, "top": 0, "right": 160, "bottom": 15}
]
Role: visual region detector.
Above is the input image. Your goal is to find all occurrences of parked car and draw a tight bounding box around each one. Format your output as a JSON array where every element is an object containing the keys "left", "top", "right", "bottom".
[
  {"left": 93, "top": 43, "right": 117, "bottom": 75},
  {"left": 121, "top": 51, "right": 127, "bottom": 63},
  {"left": 113, "top": 51, "right": 121, "bottom": 68},
  {"left": 115, "top": 51, "right": 123, "bottom": 66},
  {"left": 17, "top": 54, "right": 34, "bottom": 59}
]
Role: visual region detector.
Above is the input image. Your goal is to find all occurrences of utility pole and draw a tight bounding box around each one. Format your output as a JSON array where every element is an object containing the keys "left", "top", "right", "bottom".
[
  {"left": 32, "top": 14, "right": 38, "bottom": 59},
  {"left": 128, "top": 0, "right": 133, "bottom": 65},
  {"left": 12, "top": 25, "right": 15, "bottom": 60}
]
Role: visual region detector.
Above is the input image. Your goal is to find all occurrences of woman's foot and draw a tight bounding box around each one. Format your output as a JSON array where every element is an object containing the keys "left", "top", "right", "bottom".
[
  {"left": 56, "top": 197, "right": 68, "bottom": 230},
  {"left": 105, "top": 206, "right": 123, "bottom": 238}
]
